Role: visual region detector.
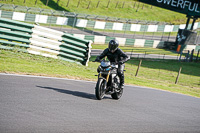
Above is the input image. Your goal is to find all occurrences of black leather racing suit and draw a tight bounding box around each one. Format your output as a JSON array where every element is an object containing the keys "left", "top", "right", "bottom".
[{"left": 96, "top": 48, "right": 129, "bottom": 86}]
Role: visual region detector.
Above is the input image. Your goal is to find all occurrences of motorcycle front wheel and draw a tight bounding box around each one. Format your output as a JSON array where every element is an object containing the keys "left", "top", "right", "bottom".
[
  {"left": 95, "top": 78, "right": 106, "bottom": 100},
  {"left": 111, "top": 88, "right": 123, "bottom": 100}
]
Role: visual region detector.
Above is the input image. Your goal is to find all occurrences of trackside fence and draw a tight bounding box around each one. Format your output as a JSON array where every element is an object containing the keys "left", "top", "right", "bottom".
[{"left": 0, "top": 17, "right": 92, "bottom": 66}]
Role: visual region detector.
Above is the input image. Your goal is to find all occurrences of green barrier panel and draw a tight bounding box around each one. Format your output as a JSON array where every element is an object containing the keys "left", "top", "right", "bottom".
[
  {"left": 47, "top": 16, "right": 57, "bottom": 24},
  {"left": 123, "top": 23, "right": 131, "bottom": 31},
  {"left": 84, "top": 35, "right": 95, "bottom": 42},
  {"left": 60, "top": 46, "right": 85, "bottom": 58},
  {"left": 157, "top": 25, "right": 165, "bottom": 32},
  {"left": 105, "top": 36, "right": 115, "bottom": 44},
  {"left": 195, "top": 46, "right": 200, "bottom": 52},
  {"left": 144, "top": 40, "right": 154, "bottom": 47},
  {"left": 105, "top": 22, "right": 113, "bottom": 30},
  {"left": 140, "top": 25, "right": 148, "bottom": 32},
  {"left": 25, "top": 14, "right": 36, "bottom": 22},
  {"left": 61, "top": 43, "right": 86, "bottom": 53},
  {"left": 125, "top": 39, "right": 135, "bottom": 46},
  {"left": 1, "top": 11, "right": 13, "bottom": 19},
  {"left": 86, "top": 20, "right": 95, "bottom": 28},
  {"left": 0, "top": 34, "right": 30, "bottom": 43},
  {"left": 0, "top": 29, "right": 32, "bottom": 38},
  {"left": 173, "top": 25, "right": 179, "bottom": 32},
  {"left": 62, "top": 38, "right": 88, "bottom": 49},
  {"left": 63, "top": 33, "right": 89, "bottom": 44},
  {"left": 67, "top": 17, "right": 77, "bottom": 27},
  {"left": 0, "top": 23, "right": 33, "bottom": 33},
  {"left": 0, "top": 17, "right": 34, "bottom": 28},
  {"left": 0, "top": 40, "right": 30, "bottom": 48}
]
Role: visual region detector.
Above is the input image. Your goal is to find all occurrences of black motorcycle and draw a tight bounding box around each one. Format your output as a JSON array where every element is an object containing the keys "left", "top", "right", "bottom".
[{"left": 94, "top": 59, "right": 124, "bottom": 100}]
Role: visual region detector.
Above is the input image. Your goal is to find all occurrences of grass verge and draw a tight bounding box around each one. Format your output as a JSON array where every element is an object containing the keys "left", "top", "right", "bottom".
[
  {"left": 0, "top": 50, "right": 200, "bottom": 97},
  {"left": 0, "top": 49, "right": 199, "bottom": 98}
]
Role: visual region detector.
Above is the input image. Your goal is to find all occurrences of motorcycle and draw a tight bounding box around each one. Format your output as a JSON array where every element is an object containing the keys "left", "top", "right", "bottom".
[{"left": 94, "top": 59, "right": 124, "bottom": 100}]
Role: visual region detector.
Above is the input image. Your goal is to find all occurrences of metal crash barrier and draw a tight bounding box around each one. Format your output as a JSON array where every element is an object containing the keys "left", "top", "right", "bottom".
[{"left": 0, "top": 17, "right": 92, "bottom": 66}]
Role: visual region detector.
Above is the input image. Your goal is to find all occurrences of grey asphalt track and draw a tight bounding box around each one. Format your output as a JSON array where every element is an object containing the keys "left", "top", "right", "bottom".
[{"left": 0, "top": 73, "right": 200, "bottom": 133}]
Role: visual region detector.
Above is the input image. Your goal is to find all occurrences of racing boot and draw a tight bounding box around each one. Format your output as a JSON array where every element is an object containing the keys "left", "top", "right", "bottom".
[{"left": 119, "top": 74, "right": 124, "bottom": 89}]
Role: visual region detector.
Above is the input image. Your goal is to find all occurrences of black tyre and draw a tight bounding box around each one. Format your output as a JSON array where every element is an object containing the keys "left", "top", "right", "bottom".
[
  {"left": 95, "top": 78, "right": 106, "bottom": 100},
  {"left": 111, "top": 88, "right": 123, "bottom": 100}
]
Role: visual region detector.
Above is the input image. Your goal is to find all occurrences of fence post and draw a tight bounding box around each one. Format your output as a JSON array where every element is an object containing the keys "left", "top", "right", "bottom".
[
  {"left": 122, "top": 1, "right": 125, "bottom": 8},
  {"left": 66, "top": 0, "right": 70, "bottom": 7},
  {"left": 96, "top": 1, "right": 100, "bottom": 8},
  {"left": 115, "top": 1, "right": 119, "bottom": 8},
  {"left": 135, "top": 59, "right": 142, "bottom": 77},
  {"left": 35, "top": 0, "right": 37, "bottom": 5},
  {"left": 77, "top": 0, "right": 81, "bottom": 7},
  {"left": 136, "top": 2, "right": 140, "bottom": 12},
  {"left": 189, "top": 49, "right": 194, "bottom": 62},
  {"left": 87, "top": 1, "right": 91, "bottom": 9},
  {"left": 107, "top": 0, "right": 111, "bottom": 8},
  {"left": 46, "top": 0, "right": 49, "bottom": 6},
  {"left": 196, "top": 49, "right": 200, "bottom": 62},
  {"left": 175, "top": 67, "right": 182, "bottom": 84}
]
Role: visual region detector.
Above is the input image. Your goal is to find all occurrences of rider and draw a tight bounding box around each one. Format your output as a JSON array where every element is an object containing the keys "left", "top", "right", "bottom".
[{"left": 95, "top": 39, "right": 129, "bottom": 89}]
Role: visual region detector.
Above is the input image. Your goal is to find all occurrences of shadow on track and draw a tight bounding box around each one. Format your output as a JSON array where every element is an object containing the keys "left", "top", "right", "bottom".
[{"left": 36, "top": 86, "right": 111, "bottom": 100}]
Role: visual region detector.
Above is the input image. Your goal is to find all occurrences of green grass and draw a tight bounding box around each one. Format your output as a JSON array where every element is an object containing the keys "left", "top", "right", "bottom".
[
  {"left": 2, "top": 0, "right": 189, "bottom": 24},
  {"left": 92, "top": 45, "right": 180, "bottom": 55},
  {"left": 0, "top": 49, "right": 199, "bottom": 98}
]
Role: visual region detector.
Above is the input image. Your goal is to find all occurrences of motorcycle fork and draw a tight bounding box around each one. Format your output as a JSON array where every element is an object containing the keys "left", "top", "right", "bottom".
[{"left": 99, "top": 71, "right": 110, "bottom": 90}]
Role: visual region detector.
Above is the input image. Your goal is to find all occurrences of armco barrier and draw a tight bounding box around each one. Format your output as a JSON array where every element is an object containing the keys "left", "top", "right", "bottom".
[
  {"left": 0, "top": 10, "right": 200, "bottom": 33},
  {"left": 0, "top": 17, "right": 92, "bottom": 66}
]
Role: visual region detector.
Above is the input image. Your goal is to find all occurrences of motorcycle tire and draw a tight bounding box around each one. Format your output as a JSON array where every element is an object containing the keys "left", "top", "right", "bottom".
[
  {"left": 95, "top": 78, "right": 106, "bottom": 100},
  {"left": 111, "top": 88, "right": 123, "bottom": 100}
]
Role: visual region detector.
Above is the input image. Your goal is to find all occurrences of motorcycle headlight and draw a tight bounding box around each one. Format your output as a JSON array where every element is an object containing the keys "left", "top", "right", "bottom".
[{"left": 106, "top": 68, "right": 110, "bottom": 71}]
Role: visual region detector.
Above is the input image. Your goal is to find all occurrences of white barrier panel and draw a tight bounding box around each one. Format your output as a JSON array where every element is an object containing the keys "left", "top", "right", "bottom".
[
  {"left": 164, "top": 25, "right": 174, "bottom": 32},
  {"left": 185, "top": 45, "right": 196, "bottom": 51},
  {"left": 31, "top": 35, "right": 61, "bottom": 46},
  {"left": 115, "top": 37, "right": 126, "bottom": 46},
  {"left": 193, "top": 22, "right": 198, "bottom": 30},
  {"left": 179, "top": 24, "right": 186, "bottom": 29},
  {"left": 29, "top": 45, "right": 59, "bottom": 54},
  {"left": 113, "top": 23, "right": 123, "bottom": 31},
  {"left": 28, "top": 50, "right": 58, "bottom": 59},
  {"left": 34, "top": 25, "right": 64, "bottom": 36},
  {"left": 147, "top": 25, "right": 158, "bottom": 32},
  {"left": 35, "top": 15, "right": 48, "bottom": 23},
  {"left": 56, "top": 17, "right": 68, "bottom": 25},
  {"left": 30, "top": 39, "right": 60, "bottom": 50},
  {"left": 32, "top": 29, "right": 62, "bottom": 40},
  {"left": 153, "top": 40, "right": 161, "bottom": 48},
  {"left": 76, "top": 19, "right": 88, "bottom": 27},
  {"left": 94, "top": 21, "right": 106, "bottom": 29},
  {"left": 94, "top": 36, "right": 106, "bottom": 44},
  {"left": 130, "top": 24, "right": 141, "bottom": 31},
  {"left": 134, "top": 39, "right": 145, "bottom": 47},
  {"left": 73, "top": 34, "right": 85, "bottom": 39},
  {"left": 12, "top": 12, "right": 26, "bottom": 21}
]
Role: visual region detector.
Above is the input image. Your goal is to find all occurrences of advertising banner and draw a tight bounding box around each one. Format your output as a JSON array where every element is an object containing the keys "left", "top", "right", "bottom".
[{"left": 139, "top": 0, "right": 200, "bottom": 17}]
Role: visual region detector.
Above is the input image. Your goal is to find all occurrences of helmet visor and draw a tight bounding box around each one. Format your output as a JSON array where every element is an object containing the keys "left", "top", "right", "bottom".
[{"left": 109, "top": 44, "right": 117, "bottom": 53}]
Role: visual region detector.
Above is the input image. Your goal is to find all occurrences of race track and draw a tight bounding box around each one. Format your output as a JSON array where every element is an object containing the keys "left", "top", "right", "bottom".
[{"left": 0, "top": 73, "right": 200, "bottom": 133}]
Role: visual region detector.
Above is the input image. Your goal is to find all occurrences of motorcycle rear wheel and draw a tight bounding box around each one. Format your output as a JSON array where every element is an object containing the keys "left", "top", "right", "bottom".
[
  {"left": 111, "top": 88, "right": 123, "bottom": 100},
  {"left": 95, "top": 78, "right": 106, "bottom": 100}
]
